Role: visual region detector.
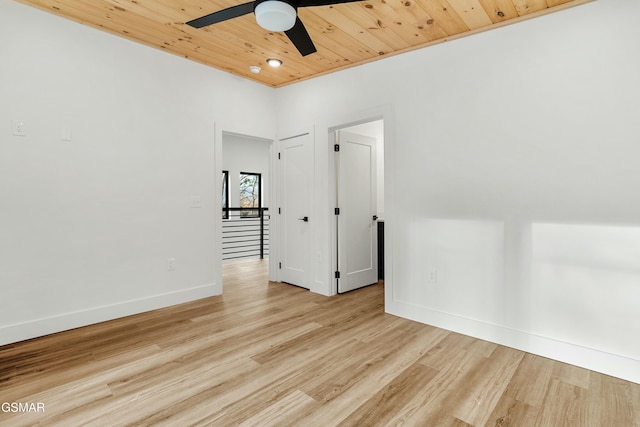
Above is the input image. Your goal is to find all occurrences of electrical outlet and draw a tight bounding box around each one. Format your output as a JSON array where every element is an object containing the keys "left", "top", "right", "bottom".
[
  {"left": 167, "top": 258, "right": 175, "bottom": 271},
  {"left": 61, "top": 126, "right": 72, "bottom": 141}
]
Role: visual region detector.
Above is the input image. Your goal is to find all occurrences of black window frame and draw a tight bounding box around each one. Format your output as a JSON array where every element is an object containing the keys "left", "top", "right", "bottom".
[
  {"left": 239, "top": 171, "right": 261, "bottom": 218},
  {"left": 222, "top": 170, "right": 229, "bottom": 219}
]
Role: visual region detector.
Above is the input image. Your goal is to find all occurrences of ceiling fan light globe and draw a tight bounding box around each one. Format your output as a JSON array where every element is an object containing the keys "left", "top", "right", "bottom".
[{"left": 255, "top": 1, "right": 296, "bottom": 32}]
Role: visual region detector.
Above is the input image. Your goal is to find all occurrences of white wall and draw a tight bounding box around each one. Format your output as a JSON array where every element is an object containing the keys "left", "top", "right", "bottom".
[
  {"left": 0, "top": 0, "right": 276, "bottom": 345},
  {"left": 222, "top": 133, "right": 271, "bottom": 207},
  {"left": 275, "top": 0, "right": 640, "bottom": 383}
]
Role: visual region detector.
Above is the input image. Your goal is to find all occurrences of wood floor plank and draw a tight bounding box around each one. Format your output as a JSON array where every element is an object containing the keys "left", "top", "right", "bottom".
[
  {"left": 384, "top": 336, "right": 500, "bottom": 425},
  {"left": 336, "top": 362, "right": 440, "bottom": 426},
  {"left": 438, "top": 417, "right": 474, "bottom": 426},
  {"left": 586, "top": 372, "right": 637, "bottom": 426},
  {"left": 301, "top": 322, "right": 445, "bottom": 403},
  {"left": 553, "top": 359, "right": 591, "bottom": 390},
  {"left": 1, "top": 258, "right": 639, "bottom": 426},
  {"left": 535, "top": 377, "right": 589, "bottom": 427},
  {"left": 452, "top": 346, "right": 525, "bottom": 425},
  {"left": 236, "top": 390, "right": 319, "bottom": 427},
  {"left": 0, "top": 344, "right": 161, "bottom": 403},
  {"left": 419, "top": 331, "right": 492, "bottom": 370},
  {"left": 633, "top": 381, "right": 640, "bottom": 427},
  {"left": 0, "top": 382, "right": 113, "bottom": 427},
  {"left": 501, "top": 353, "right": 555, "bottom": 409},
  {"left": 488, "top": 395, "right": 539, "bottom": 426},
  {"left": 296, "top": 327, "right": 450, "bottom": 425}
]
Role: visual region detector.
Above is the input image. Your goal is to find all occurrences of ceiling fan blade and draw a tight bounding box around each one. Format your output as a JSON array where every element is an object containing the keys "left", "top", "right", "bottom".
[
  {"left": 298, "top": 0, "right": 363, "bottom": 7},
  {"left": 285, "top": 17, "right": 317, "bottom": 56},
  {"left": 186, "top": 2, "right": 255, "bottom": 28}
]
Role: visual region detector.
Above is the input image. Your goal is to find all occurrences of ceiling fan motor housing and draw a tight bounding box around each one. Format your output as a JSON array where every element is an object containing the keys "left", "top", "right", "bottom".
[
  {"left": 254, "top": 0, "right": 298, "bottom": 32},
  {"left": 186, "top": 0, "right": 323, "bottom": 57}
]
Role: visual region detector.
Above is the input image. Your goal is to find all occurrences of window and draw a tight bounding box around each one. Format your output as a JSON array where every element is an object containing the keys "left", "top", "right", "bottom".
[
  {"left": 239, "top": 172, "right": 261, "bottom": 217},
  {"left": 222, "top": 170, "right": 229, "bottom": 219}
]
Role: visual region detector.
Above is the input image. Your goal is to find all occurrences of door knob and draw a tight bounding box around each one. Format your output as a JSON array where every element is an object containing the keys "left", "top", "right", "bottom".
[{"left": 299, "top": 216, "right": 309, "bottom": 222}]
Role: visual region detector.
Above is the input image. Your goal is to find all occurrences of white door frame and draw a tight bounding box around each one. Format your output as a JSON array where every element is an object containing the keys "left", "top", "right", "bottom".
[
  {"left": 214, "top": 127, "right": 277, "bottom": 294},
  {"left": 323, "top": 105, "right": 394, "bottom": 297},
  {"left": 329, "top": 120, "right": 382, "bottom": 295}
]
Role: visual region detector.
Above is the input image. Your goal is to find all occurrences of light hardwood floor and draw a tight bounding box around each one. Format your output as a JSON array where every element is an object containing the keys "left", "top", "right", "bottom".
[{"left": 1, "top": 259, "right": 639, "bottom": 426}]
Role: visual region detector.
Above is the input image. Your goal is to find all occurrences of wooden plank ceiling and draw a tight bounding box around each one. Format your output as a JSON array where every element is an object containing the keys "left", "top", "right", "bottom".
[{"left": 14, "top": 0, "right": 590, "bottom": 87}]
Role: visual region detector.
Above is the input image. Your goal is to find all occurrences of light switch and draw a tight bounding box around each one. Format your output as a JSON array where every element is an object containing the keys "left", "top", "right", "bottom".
[
  {"left": 191, "top": 196, "right": 202, "bottom": 208},
  {"left": 12, "top": 120, "right": 26, "bottom": 136}
]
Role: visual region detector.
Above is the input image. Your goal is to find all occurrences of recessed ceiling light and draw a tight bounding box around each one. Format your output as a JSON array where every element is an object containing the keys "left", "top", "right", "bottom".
[
  {"left": 267, "top": 58, "right": 283, "bottom": 67},
  {"left": 249, "top": 65, "right": 261, "bottom": 74}
]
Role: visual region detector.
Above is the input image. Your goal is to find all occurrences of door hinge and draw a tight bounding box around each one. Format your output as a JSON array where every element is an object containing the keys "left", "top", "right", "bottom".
[
  {"left": 334, "top": 144, "right": 340, "bottom": 152},
  {"left": 335, "top": 271, "right": 340, "bottom": 279},
  {"left": 279, "top": 262, "right": 282, "bottom": 269},
  {"left": 278, "top": 207, "right": 281, "bottom": 214},
  {"left": 335, "top": 207, "right": 340, "bottom": 215},
  {"left": 278, "top": 152, "right": 281, "bottom": 159}
]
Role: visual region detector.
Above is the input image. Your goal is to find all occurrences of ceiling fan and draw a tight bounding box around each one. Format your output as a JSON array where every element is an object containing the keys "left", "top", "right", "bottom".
[{"left": 186, "top": 0, "right": 363, "bottom": 57}]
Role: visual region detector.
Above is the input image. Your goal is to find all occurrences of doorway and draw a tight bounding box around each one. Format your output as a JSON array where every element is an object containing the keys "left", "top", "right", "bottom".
[
  {"left": 220, "top": 132, "right": 274, "bottom": 285},
  {"left": 333, "top": 119, "right": 385, "bottom": 293}
]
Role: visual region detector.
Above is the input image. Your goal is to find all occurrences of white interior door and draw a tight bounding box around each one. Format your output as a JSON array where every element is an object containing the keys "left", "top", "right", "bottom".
[
  {"left": 279, "top": 133, "right": 313, "bottom": 288},
  {"left": 337, "top": 130, "right": 378, "bottom": 293}
]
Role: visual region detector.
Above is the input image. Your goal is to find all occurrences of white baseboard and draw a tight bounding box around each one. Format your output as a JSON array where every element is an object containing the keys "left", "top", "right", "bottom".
[
  {"left": 0, "top": 283, "right": 219, "bottom": 347},
  {"left": 386, "top": 298, "right": 640, "bottom": 385}
]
